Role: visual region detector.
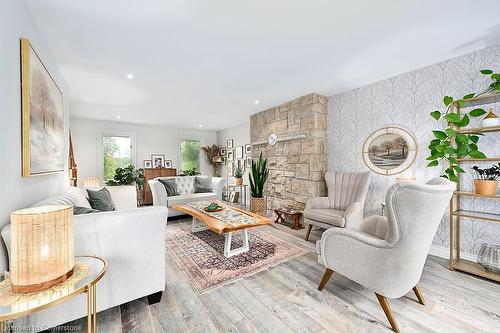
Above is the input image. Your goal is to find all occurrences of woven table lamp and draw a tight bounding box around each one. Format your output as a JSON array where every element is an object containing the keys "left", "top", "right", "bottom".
[
  {"left": 83, "top": 176, "right": 101, "bottom": 188},
  {"left": 10, "top": 205, "right": 74, "bottom": 293}
]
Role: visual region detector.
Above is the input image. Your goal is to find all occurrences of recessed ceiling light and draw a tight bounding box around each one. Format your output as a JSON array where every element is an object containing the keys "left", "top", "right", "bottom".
[
  {"left": 198, "top": 124, "right": 203, "bottom": 128},
  {"left": 116, "top": 115, "right": 121, "bottom": 119},
  {"left": 126, "top": 74, "right": 134, "bottom": 79},
  {"left": 254, "top": 100, "right": 260, "bottom": 104}
]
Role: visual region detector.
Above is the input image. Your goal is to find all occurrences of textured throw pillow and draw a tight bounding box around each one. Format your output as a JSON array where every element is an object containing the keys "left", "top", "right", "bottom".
[
  {"left": 86, "top": 188, "right": 116, "bottom": 211},
  {"left": 194, "top": 176, "right": 212, "bottom": 193},
  {"left": 158, "top": 178, "right": 180, "bottom": 196},
  {"left": 73, "top": 206, "right": 100, "bottom": 215}
]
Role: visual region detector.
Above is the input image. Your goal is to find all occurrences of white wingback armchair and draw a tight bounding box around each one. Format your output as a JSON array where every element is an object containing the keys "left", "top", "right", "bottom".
[
  {"left": 304, "top": 171, "right": 371, "bottom": 240},
  {"left": 316, "top": 178, "right": 454, "bottom": 332}
]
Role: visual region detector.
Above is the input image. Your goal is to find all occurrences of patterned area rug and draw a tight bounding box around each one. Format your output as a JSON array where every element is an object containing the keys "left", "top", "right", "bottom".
[{"left": 166, "top": 223, "right": 310, "bottom": 294}]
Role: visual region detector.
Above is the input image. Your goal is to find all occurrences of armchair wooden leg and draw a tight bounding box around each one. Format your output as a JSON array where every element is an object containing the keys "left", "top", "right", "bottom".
[
  {"left": 305, "top": 224, "right": 313, "bottom": 241},
  {"left": 318, "top": 268, "right": 334, "bottom": 291},
  {"left": 413, "top": 285, "right": 425, "bottom": 305},
  {"left": 375, "top": 293, "right": 400, "bottom": 333}
]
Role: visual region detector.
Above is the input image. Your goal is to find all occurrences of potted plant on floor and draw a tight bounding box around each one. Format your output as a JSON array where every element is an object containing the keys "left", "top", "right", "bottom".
[
  {"left": 471, "top": 163, "right": 500, "bottom": 195},
  {"left": 233, "top": 166, "right": 244, "bottom": 185},
  {"left": 249, "top": 152, "right": 268, "bottom": 215}
]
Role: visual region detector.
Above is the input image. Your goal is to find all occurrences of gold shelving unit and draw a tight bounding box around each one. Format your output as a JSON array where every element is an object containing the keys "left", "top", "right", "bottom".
[{"left": 449, "top": 93, "right": 500, "bottom": 283}]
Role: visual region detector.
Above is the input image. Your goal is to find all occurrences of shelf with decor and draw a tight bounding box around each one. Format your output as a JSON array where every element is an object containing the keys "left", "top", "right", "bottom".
[{"left": 449, "top": 91, "right": 500, "bottom": 282}]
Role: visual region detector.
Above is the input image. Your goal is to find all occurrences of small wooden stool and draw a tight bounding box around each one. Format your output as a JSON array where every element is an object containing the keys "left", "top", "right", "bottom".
[{"left": 274, "top": 209, "right": 303, "bottom": 230}]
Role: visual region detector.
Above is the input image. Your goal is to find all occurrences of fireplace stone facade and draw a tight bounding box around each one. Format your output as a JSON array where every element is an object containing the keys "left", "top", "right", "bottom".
[{"left": 250, "top": 93, "right": 328, "bottom": 212}]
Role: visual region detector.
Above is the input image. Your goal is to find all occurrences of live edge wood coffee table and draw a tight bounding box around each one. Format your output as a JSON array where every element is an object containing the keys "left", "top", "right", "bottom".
[{"left": 173, "top": 201, "right": 271, "bottom": 257}]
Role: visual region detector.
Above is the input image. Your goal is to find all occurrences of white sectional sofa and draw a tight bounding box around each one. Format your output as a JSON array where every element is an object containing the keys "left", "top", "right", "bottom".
[
  {"left": 148, "top": 176, "right": 225, "bottom": 217},
  {"left": 1, "top": 186, "right": 168, "bottom": 331}
]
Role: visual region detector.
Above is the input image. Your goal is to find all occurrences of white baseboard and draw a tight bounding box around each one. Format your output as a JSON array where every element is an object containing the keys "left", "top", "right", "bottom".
[{"left": 429, "top": 245, "right": 477, "bottom": 262}]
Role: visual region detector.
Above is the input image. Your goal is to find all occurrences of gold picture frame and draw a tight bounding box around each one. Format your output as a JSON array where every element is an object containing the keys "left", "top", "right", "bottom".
[{"left": 21, "top": 38, "right": 65, "bottom": 177}]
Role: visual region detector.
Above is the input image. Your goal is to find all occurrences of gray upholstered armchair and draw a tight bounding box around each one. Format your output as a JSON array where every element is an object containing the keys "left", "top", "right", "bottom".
[
  {"left": 316, "top": 178, "right": 454, "bottom": 332},
  {"left": 304, "top": 171, "right": 371, "bottom": 241}
]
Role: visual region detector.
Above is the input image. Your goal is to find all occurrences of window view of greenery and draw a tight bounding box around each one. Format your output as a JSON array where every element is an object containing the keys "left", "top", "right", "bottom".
[
  {"left": 103, "top": 136, "right": 131, "bottom": 181},
  {"left": 180, "top": 139, "right": 201, "bottom": 172}
]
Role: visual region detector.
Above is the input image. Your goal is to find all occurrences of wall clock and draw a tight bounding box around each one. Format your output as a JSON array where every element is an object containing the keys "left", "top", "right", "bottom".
[{"left": 268, "top": 133, "right": 278, "bottom": 146}]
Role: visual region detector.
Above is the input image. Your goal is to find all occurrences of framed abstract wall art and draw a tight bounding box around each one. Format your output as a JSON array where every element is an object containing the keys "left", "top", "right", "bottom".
[
  {"left": 362, "top": 126, "right": 417, "bottom": 175},
  {"left": 21, "top": 38, "right": 64, "bottom": 177}
]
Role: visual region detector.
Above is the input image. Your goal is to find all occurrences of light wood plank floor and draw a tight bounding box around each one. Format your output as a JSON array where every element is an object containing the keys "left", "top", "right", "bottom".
[{"left": 52, "top": 218, "right": 500, "bottom": 333}]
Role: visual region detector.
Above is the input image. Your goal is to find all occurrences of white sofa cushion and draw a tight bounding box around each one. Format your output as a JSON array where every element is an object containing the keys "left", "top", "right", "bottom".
[
  {"left": 166, "top": 192, "right": 217, "bottom": 208},
  {"left": 33, "top": 186, "right": 92, "bottom": 209}
]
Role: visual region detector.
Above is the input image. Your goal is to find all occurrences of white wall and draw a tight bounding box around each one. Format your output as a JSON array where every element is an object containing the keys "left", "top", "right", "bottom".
[
  {"left": 0, "top": 0, "right": 70, "bottom": 270},
  {"left": 70, "top": 117, "right": 218, "bottom": 185},
  {"left": 217, "top": 122, "right": 251, "bottom": 205}
]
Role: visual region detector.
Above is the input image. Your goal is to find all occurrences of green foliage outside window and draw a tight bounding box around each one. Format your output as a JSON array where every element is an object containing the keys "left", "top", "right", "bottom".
[
  {"left": 180, "top": 139, "right": 201, "bottom": 173},
  {"left": 103, "top": 136, "right": 131, "bottom": 181}
]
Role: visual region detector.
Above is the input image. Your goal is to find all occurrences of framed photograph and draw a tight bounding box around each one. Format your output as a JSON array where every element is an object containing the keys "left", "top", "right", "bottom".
[
  {"left": 227, "top": 149, "right": 234, "bottom": 161},
  {"left": 227, "top": 161, "right": 234, "bottom": 175},
  {"left": 246, "top": 156, "right": 252, "bottom": 168},
  {"left": 165, "top": 160, "right": 173, "bottom": 168},
  {"left": 21, "top": 38, "right": 64, "bottom": 177},
  {"left": 221, "top": 157, "right": 226, "bottom": 165},
  {"left": 245, "top": 144, "right": 251, "bottom": 155},
  {"left": 236, "top": 146, "right": 244, "bottom": 159},
  {"left": 220, "top": 147, "right": 226, "bottom": 156},
  {"left": 143, "top": 160, "right": 152, "bottom": 168},
  {"left": 237, "top": 159, "right": 245, "bottom": 172},
  {"left": 227, "top": 139, "right": 234, "bottom": 148},
  {"left": 229, "top": 191, "right": 240, "bottom": 204},
  {"left": 362, "top": 126, "right": 417, "bottom": 176},
  {"left": 151, "top": 154, "right": 165, "bottom": 168}
]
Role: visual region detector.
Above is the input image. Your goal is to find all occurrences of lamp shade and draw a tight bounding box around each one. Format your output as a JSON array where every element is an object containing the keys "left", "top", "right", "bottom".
[
  {"left": 10, "top": 205, "right": 74, "bottom": 293},
  {"left": 83, "top": 176, "right": 101, "bottom": 188}
]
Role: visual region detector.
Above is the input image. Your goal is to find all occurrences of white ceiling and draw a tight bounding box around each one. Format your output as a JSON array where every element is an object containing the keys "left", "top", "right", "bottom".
[{"left": 25, "top": 0, "right": 500, "bottom": 131}]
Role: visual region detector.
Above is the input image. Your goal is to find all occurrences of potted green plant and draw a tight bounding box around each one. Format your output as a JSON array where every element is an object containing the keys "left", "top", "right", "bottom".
[
  {"left": 179, "top": 167, "right": 200, "bottom": 176},
  {"left": 249, "top": 152, "right": 269, "bottom": 215},
  {"left": 233, "top": 166, "right": 244, "bottom": 185},
  {"left": 106, "top": 165, "right": 145, "bottom": 205},
  {"left": 426, "top": 69, "right": 500, "bottom": 182},
  {"left": 471, "top": 163, "right": 500, "bottom": 195}
]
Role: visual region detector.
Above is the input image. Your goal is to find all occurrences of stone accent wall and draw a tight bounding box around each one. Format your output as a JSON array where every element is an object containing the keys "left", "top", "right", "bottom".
[{"left": 250, "top": 93, "right": 328, "bottom": 212}]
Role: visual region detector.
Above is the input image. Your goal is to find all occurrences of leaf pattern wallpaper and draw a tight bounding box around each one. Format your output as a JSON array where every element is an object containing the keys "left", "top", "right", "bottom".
[{"left": 327, "top": 45, "right": 500, "bottom": 255}]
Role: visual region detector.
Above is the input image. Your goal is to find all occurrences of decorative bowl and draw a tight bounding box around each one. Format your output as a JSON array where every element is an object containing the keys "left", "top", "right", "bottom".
[
  {"left": 204, "top": 203, "right": 223, "bottom": 212},
  {"left": 477, "top": 243, "right": 500, "bottom": 273}
]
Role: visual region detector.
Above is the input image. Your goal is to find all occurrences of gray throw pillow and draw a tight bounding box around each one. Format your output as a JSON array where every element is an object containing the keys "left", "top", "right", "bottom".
[
  {"left": 73, "top": 206, "right": 100, "bottom": 215},
  {"left": 194, "top": 176, "right": 212, "bottom": 193},
  {"left": 86, "top": 188, "right": 116, "bottom": 211},
  {"left": 158, "top": 178, "right": 180, "bottom": 196}
]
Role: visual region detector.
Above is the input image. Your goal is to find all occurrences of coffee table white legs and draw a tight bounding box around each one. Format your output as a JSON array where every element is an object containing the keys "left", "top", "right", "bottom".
[
  {"left": 191, "top": 217, "right": 250, "bottom": 257},
  {"left": 224, "top": 229, "right": 249, "bottom": 257},
  {"left": 192, "top": 217, "right": 208, "bottom": 232}
]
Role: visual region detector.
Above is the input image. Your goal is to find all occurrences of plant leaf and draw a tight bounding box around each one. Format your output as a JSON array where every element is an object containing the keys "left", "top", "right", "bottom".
[
  {"left": 469, "top": 135, "right": 479, "bottom": 143},
  {"left": 453, "top": 165, "right": 466, "bottom": 173},
  {"left": 444, "top": 113, "right": 461, "bottom": 123},
  {"left": 470, "top": 108, "right": 486, "bottom": 117},
  {"left": 430, "top": 111, "right": 441, "bottom": 120},
  {"left": 432, "top": 131, "right": 448, "bottom": 139},
  {"left": 457, "top": 133, "right": 468, "bottom": 144},
  {"left": 427, "top": 160, "right": 439, "bottom": 167},
  {"left": 448, "top": 173, "right": 459, "bottom": 183},
  {"left": 443, "top": 96, "right": 453, "bottom": 106},
  {"left": 444, "top": 147, "right": 456, "bottom": 155},
  {"left": 457, "top": 100, "right": 465, "bottom": 108},
  {"left": 480, "top": 69, "right": 493, "bottom": 75},
  {"left": 469, "top": 143, "right": 478, "bottom": 151},
  {"left": 445, "top": 128, "right": 457, "bottom": 137},
  {"left": 460, "top": 114, "right": 470, "bottom": 127},
  {"left": 469, "top": 150, "right": 486, "bottom": 159},
  {"left": 463, "top": 93, "right": 475, "bottom": 99}
]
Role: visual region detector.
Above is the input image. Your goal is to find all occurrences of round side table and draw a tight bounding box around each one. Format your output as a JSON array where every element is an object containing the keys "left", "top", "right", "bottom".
[{"left": 0, "top": 255, "right": 106, "bottom": 333}]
